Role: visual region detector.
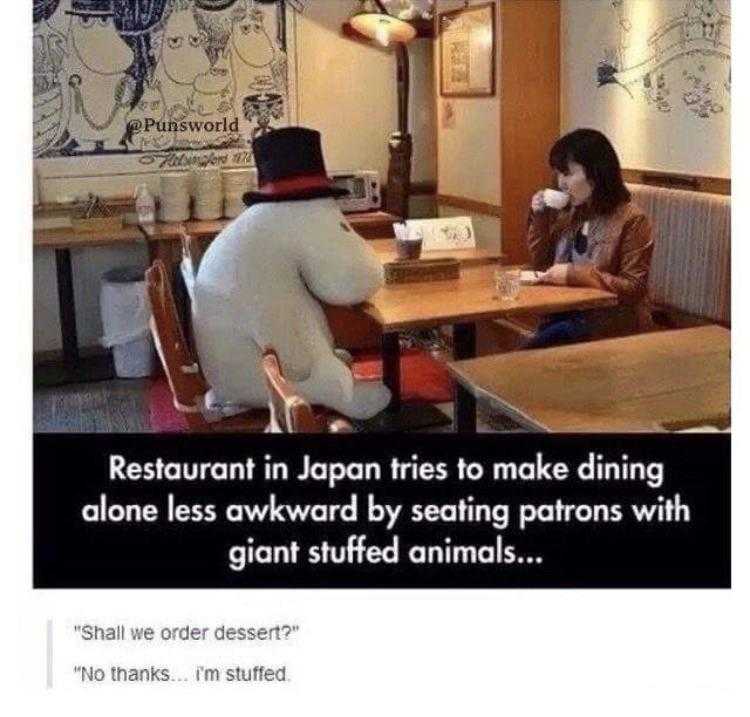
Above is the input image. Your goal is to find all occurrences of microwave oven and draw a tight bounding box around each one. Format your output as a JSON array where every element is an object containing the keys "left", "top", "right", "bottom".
[{"left": 329, "top": 170, "right": 381, "bottom": 213}]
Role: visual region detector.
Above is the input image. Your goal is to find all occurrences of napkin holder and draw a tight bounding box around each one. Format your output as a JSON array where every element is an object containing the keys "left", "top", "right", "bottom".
[{"left": 384, "top": 258, "right": 460, "bottom": 284}]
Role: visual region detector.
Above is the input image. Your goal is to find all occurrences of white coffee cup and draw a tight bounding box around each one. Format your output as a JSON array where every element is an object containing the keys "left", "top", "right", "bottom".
[{"left": 543, "top": 189, "right": 570, "bottom": 210}]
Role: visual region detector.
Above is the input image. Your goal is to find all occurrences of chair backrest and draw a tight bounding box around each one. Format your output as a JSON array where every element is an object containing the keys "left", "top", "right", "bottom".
[
  {"left": 180, "top": 233, "right": 201, "bottom": 305},
  {"left": 145, "top": 259, "right": 212, "bottom": 430},
  {"left": 182, "top": 232, "right": 203, "bottom": 269},
  {"left": 628, "top": 183, "right": 730, "bottom": 324},
  {"left": 261, "top": 349, "right": 352, "bottom": 433}
]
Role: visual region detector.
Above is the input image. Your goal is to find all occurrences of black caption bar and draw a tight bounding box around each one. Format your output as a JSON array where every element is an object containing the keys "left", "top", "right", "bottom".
[{"left": 34, "top": 433, "right": 730, "bottom": 588}]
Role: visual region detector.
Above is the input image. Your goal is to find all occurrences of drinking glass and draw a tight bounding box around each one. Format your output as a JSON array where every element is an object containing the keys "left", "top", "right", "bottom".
[{"left": 494, "top": 268, "right": 521, "bottom": 300}]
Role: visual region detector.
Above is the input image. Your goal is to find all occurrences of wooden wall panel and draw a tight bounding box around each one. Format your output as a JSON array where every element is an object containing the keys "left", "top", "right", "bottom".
[
  {"left": 500, "top": 0, "right": 561, "bottom": 263},
  {"left": 621, "top": 169, "right": 730, "bottom": 196}
]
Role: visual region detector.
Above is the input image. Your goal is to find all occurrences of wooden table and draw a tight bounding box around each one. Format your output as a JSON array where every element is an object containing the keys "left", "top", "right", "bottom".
[
  {"left": 33, "top": 211, "right": 502, "bottom": 387},
  {"left": 182, "top": 210, "right": 400, "bottom": 241},
  {"left": 182, "top": 218, "right": 231, "bottom": 239},
  {"left": 33, "top": 224, "right": 147, "bottom": 385},
  {"left": 139, "top": 213, "right": 404, "bottom": 282},
  {"left": 447, "top": 326, "right": 730, "bottom": 432},
  {"left": 34, "top": 224, "right": 146, "bottom": 249},
  {"left": 342, "top": 210, "right": 401, "bottom": 239},
  {"left": 181, "top": 211, "right": 399, "bottom": 239},
  {"left": 140, "top": 218, "right": 502, "bottom": 288},
  {"left": 369, "top": 240, "right": 501, "bottom": 266},
  {"left": 359, "top": 264, "right": 617, "bottom": 431}
]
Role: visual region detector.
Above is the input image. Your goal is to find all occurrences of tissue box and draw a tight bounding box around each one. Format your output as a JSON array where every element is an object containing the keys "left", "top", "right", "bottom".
[{"left": 384, "top": 258, "right": 460, "bottom": 284}]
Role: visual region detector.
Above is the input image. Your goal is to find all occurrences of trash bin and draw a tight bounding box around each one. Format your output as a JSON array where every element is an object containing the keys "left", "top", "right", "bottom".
[{"left": 100, "top": 266, "right": 155, "bottom": 378}]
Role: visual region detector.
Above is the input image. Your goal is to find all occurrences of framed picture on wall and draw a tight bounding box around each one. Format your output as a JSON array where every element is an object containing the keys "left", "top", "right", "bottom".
[{"left": 439, "top": 2, "right": 496, "bottom": 97}]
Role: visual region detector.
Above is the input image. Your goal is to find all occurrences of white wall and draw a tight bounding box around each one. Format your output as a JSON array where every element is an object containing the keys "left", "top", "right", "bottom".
[
  {"left": 434, "top": 0, "right": 501, "bottom": 205},
  {"left": 34, "top": 2, "right": 438, "bottom": 353},
  {"left": 297, "top": 0, "right": 436, "bottom": 183},
  {"left": 433, "top": 0, "right": 501, "bottom": 253},
  {"left": 561, "top": 0, "right": 731, "bottom": 178}
]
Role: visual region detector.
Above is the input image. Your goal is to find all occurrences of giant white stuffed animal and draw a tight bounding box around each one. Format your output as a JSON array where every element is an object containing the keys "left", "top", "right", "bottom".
[{"left": 193, "top": 128, "right": 391, "bottom": 420}]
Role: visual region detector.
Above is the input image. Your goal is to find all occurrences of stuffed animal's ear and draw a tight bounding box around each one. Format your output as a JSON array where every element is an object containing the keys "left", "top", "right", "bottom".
[{"left": 248, "top": 293, "right": 314, "bottom": 382}]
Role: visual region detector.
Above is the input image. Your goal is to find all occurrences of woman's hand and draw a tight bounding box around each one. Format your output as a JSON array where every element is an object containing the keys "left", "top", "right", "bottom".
[
  {"left": 540, "top": 263, "right": 570, "bottom": 285},
  {"left": 530, "top": 190, "right": 547, "bottom": 214}
]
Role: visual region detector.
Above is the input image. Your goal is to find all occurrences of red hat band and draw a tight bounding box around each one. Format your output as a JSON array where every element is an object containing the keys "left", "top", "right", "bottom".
[{"left": 257, "top": 172, "right": 332, "bottom": 197}]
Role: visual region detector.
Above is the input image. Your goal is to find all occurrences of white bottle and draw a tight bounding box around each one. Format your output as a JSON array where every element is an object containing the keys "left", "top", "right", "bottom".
[{"left": 134, "top": 184, "right": 156, "bottom": 224}]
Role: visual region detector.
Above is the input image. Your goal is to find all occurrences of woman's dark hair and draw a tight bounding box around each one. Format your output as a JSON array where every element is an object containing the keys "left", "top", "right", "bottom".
[{"left": 549, "top": 128, "right": 630, "bottom": 215}]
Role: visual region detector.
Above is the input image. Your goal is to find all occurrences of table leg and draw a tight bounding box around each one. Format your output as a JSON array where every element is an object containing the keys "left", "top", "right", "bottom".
[
  {"left": 382, "top": 331, "right": 401, "bottom": 413},
  {"left": 34, "top": 249, "right": 115, "bottom": 387},
  {"left": 354, "top": 330, "right": 451, "bottom": 432},
  {"left": 56, "top": 249, "right": 79, "bottom": 368},
  {"left": 453, "top": 322, "right": 477, "bottom": 433}
]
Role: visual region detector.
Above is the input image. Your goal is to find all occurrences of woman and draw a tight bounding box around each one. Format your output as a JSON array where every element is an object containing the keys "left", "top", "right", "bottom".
[{"left": 526, "top": 128, "right": 654, "bottom": 348}]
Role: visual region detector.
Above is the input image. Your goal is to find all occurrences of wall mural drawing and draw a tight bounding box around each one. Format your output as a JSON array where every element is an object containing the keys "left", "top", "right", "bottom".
[
  {"left": 597, "top": 0, "right": 730, "bottom": 119},
  {"left": 33, "top": 0, "right": 300, "bottom": 174}
]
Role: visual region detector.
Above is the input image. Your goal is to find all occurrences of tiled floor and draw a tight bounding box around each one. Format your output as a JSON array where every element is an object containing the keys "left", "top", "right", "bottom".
[
  {"left": 33, "top": 380, "right": 523, "bottom": 433},
  {"left": 34, "top": 379, "right": 151, "bottom": 433}
]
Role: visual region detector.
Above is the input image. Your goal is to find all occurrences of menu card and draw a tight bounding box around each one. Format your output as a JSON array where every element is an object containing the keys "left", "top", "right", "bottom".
[{"left": 404, "top": 216, "right": 475, "bottom": 251}]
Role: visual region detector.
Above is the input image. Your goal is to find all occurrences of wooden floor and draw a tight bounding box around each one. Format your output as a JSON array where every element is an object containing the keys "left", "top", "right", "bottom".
[{"left": 33, "top": 380, "right": 521, "bottom": 433}]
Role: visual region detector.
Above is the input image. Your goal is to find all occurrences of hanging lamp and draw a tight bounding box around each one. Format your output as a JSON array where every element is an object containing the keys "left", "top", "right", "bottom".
[{"left": 350, "top": 0, "right": 417, "bottom": 47}]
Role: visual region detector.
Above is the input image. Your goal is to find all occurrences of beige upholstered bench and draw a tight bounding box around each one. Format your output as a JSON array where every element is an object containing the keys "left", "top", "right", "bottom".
[{"left": 629, "top": 182, "right": 730, "bottom": 328}]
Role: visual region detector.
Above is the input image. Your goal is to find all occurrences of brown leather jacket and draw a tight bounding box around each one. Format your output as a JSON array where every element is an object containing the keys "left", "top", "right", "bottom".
[{"left": 527, "top": 200, "right": 655, "bottom": 335}]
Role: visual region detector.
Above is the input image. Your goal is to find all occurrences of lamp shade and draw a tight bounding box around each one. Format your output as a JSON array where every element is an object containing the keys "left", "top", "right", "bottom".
[{"left": 350, "top": 2, "right": 417, "bottom": 46}]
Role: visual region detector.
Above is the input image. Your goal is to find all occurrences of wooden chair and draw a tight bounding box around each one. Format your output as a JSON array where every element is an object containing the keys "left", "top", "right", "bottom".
[
  {"left": 179, "top": 232, "right": 201, "bottom": 305},
  {"left": 145, "top": 259, "right": 268, "bottom": 432},
  {"left": 262, "top": 349, "right": 353, "bottom": 433}
]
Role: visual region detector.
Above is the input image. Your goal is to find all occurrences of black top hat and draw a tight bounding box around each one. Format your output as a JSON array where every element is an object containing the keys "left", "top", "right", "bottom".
[
  {"left": 66, "top": 0, "right": 114, "bottom": 16},
  {"left": 242, "top": 127, "right": 349, "bottom": 206}
]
